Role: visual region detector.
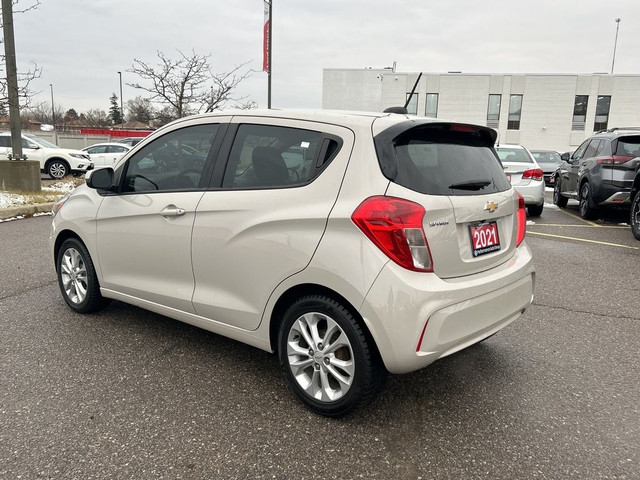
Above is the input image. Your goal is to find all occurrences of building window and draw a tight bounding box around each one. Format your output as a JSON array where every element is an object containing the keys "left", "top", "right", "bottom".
[
  {"left": 405, "top": 93, "right": 419, "bottom": 115},
  {"left": 507, "top": 95, "right": 523, "bottom": 130},
  {"left": 594, "top": 95, "right": 611, "bottom": 131},
  {"left": 572, "top": 95, "right": 589, "bottom": 131},
  {"left": 425, "top": 93, "right": 438, "bottom": 118},
  {"left": 487, "top": 94, "right": 501, "bottom": 128}
]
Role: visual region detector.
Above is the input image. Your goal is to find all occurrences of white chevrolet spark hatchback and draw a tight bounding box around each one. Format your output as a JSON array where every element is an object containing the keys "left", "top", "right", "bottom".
[{"left": 51, "top": 110, "right": 535, "bottom": 416}]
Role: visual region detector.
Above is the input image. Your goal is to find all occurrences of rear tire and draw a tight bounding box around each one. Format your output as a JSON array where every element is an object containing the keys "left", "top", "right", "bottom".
[
  {"left": 579, "top": 182, "right": 597, "bottom": 220},
  {"left": 278, "top": 295, "right": 385, "bottom": 417},
  {"left": 631, "top": 193, "right": 640, "bottom": 241},
  {"left": 527, "top": 204, "right": 543, "bottom": 217},
  {"left": 553, "top": 178, "right": 568, "bottom": 207},
  {"left": 56, "top": 238, "right": 110, "bottom": 313}
]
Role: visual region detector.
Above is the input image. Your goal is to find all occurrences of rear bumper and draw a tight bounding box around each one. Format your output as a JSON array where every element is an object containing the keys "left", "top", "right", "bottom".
[
  {"left": 513, "top": 181, "right": 545, "bottom": 206},
  {"left": 360, "top": 243, "right": 535, "bottom": 374}
]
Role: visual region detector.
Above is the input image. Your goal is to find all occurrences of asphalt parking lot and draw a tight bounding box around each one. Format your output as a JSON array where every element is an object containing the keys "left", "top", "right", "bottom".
[{"left": 1, "top": 192, "right": 639, "bottom": 479}]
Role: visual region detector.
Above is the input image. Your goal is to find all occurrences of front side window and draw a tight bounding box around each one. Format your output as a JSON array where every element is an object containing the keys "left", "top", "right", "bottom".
[
  {"left": 487, "top": 95, "right": 501, "bottom": 128},
  {"left": 507, "top": 95, "right": 523, "bottom": 130},
  {"left": 572, "top": 139, "right": 591, "bottom": 161},
  {"left": 572, "top": 95, "right": 589, "bottom": 131},
  {"left": 405, "top": 93, "right": 419, "bottom": 115},
  {"left": 594, "top": 96, "right": 611, "bottom": 131},
  {"left": 425, "top": 93, "right": 438, "bottom": 118},
  {"left": 121, "top": 124, "right": 218, "bottom": 193},
  {"left": 222, "top": 124, "right": 337, "bottom": 189},
  {"left": 0, "top": 136, "right": 11, "bottom": 147}
]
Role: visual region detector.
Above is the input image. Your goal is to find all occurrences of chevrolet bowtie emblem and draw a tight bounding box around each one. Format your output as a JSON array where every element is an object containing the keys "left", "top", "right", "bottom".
[{"left": 484, "top": 201, "right": 499, "bottom": 213}]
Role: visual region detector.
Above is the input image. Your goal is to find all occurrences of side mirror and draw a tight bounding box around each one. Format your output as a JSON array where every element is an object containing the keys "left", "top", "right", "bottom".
[
  {"left": 86, "top": 167, "right": 114, "bottom": 190},
  {"left": 560, "top": 152, "right": 570, "bottom": 162}
]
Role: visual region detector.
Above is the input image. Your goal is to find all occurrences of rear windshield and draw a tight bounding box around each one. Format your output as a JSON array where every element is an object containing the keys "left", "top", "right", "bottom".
[
  {"left": 496, "top": 147, "right": 534, "bottom": 163},
  {"left": 376, "top": 123, "right": 511, "bottom": 196},
  {"left": 532, "top": 151, "right": 561, "bottom": 163},
  {"left": 615, "top": 136, "right": 640, "bottom": 157}
]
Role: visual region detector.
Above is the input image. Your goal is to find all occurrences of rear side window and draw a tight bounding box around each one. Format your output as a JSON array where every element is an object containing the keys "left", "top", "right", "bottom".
[
  {"left": 377, "top": 123, "right": 511, "bottom": 196},
  {"left": 222, "top": 124, "right": 340, "bottom": 189}
]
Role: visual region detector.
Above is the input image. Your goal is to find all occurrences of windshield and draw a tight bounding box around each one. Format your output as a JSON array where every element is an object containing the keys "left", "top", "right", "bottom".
[
  {"left": 496, "top": 147, "right": 534, "bottom": 163},
  {"left": 25, "top": 134, "right": 59, "bottom": 149}
]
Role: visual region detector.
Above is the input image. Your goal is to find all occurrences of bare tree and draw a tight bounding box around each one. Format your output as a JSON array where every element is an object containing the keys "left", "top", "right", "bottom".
[
  {"left": 0, "top": 0, "right": 42, "bottom": 110},
  {"left": 125, "top": 95, "right": 155, "bottom": 125},
  {"left": 82, "top": 109, "right": 110, "bottom": 127},
  {"left": 127, "top": 50, "right": 253, "bottom": 124},
  {"left": 24, "top": 100, "right": 64, "bottom": 125}
]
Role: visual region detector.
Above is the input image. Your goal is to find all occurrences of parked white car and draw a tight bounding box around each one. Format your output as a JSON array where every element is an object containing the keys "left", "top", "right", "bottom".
[
  {"left": 0, "top": 132, "right": 92, "bottom": 179},
  {"left": 496, "top": 144, "right": 545, "bottom": 216},
  {"left": 82, "top": 143, "right": 131, "bottom": 168},
  {"left": 50, "top": 110, "right": 535, "bottom": 416}
]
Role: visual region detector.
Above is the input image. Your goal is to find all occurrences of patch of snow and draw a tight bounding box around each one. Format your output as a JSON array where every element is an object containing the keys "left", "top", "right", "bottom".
[
  {"left": 42, "top": 182, "right": 78, "bottom": 193},
  {"left": 0, "top": 192, "right": 27, "bottom": 209},
  {"left": 526, "top": 220, "right": 536, "bottom": 225},
  {"left": 0, "top": 215, "right": 25, "bottom": 223}
]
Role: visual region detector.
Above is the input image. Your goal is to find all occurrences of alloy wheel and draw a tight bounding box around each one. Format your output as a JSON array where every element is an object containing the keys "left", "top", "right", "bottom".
[
  {"left": 60, "top": 247, "right": 88, "bottom": 304},
  {"left": 286, "top": 311, "right": 355, "bottom": 402}
]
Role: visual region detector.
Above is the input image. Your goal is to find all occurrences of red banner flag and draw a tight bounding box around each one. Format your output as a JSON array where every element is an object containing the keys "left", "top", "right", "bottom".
[{"left": 263, "top": 1, "right": 270, "bottom": 73}]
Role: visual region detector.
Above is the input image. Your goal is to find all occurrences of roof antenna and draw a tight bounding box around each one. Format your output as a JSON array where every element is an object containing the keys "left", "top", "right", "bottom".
[{"left": 383, "top": 72, "right": 422, "bottom": 115}]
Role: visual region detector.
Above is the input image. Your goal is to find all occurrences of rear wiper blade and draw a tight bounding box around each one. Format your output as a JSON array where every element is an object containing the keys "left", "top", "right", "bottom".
[{"left": 448, "top": 179, "right": 492, "bottom": 190}]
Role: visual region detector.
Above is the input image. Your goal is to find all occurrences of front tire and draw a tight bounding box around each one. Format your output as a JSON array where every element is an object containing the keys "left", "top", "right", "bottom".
[
  {"left": 579, "top": 181, "right": 597, "bottom": 220},
  {"left": 631, "top": 193, "right": 640, "bottom": 240},
  {"left": 278, "top": 295, "right": 385, "bottom": 417},
  {"left": 47, "top": 159, "right": 69, "bottom": 179},
  {"left": 56, "top": 238, "right": 110, "bottom": 313}
]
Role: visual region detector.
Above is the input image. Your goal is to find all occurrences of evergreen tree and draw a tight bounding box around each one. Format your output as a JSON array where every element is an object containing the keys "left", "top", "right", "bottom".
[{"left": 109, "top": 93, "right": 123, "bottom": 125}]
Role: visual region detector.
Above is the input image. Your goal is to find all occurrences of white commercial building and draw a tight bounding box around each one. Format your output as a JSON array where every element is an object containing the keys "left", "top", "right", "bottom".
[{"left": 322, "top": 69, "right": 640, "bottom": 152}]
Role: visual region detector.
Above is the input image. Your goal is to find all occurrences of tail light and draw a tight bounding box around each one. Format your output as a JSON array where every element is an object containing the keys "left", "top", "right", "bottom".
[
  {"left": 522, "top": 168, "right": 544, "bottom": 181},
  {"left": 516, "top": 192, "right": 526, "bottom": 246},
  {"left": 352, "top": 196, "right": 433, "bottom": 272},
  {"left": 596, "top": 155, "right": 633, "bottom": 165}
]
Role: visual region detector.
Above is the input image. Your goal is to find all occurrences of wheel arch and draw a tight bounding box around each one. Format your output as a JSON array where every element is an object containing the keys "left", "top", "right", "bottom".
[
  {"left": 631, "top": 173, "right": 640, "bottom": 202},
  {"left": 45, "top": 156, "right": 70, "bottom": 172},
  {"left": 268, "top": 283, "right": 383, "bottom": 364},
  {"left": 53, "top": 229, "right": 86, "bottom": 263}
]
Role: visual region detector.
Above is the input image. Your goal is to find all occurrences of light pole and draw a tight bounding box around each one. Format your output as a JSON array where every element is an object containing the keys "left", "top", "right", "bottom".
[
  {"left": 117, "top": 71, "right": 124, "bottom": 125},
  {"left": 611, "top": 18, "right": 621, "bottom": 74}
]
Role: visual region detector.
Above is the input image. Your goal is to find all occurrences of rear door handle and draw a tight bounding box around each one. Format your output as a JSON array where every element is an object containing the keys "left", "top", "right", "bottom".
[{"left": 160, "top": 205, "right": 186, "bottom": 217}]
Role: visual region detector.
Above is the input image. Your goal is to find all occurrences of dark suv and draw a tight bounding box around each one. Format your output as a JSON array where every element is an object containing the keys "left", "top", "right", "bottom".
[
  {"left": 631, "top": 168, "right": 640, "bottom": 240},
  {"left": 553, "top": 128, "right": 640, "bottom": 219}
]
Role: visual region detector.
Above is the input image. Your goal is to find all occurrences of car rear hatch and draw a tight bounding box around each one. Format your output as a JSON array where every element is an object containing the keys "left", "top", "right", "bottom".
[
  {"left": 604, "top": 135, "right": 640, "bottom": 195},
  {"left": 496, "top": 147, "right": 538, "bottom": 186},
  {"left": 373, "top": 121, "right": 521, "bottom": 279}
]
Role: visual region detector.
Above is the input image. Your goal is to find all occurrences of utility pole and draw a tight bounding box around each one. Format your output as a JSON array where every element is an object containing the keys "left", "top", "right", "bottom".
[
  {"left": 118, "top": 71, "right": 124, "bottom": 123},
  {"left": 2, "top": 0, "right": 23, "bottom": 160},
  {"left": 611, "top": 18, "right": 621, "bottom": 74},
  {"left": 264, "top": 0, "right": 272, "bottom": 108},
  {"left": 1, "top": 0, "right": 40, "bottom": 191}
]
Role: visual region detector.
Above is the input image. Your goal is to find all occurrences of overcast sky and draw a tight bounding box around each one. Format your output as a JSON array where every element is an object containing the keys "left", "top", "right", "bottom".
[{"left": 10, "top": 0, "right": 640, "bottom": 116}]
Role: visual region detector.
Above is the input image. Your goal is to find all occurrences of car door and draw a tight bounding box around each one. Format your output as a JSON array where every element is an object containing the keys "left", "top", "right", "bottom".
[
  {"left": 85, "top": 145, "right": 109, "bottom": 167},
  {"left": 564, "top": 139, "right": 590, "bottom": 195},
  {"left": 107, "top": 144, "right": 130, "bottom": 165},
  {"left": 95, "top": 119, "right": 227, "bottom": 312},
  {"left": 190, "top": 118, "right": 354, "bottom": 331}
]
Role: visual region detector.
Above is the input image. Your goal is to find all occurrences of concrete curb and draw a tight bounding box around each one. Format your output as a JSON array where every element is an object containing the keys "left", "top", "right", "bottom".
[{"left": 0, "top": 202, "right": 56, "bottom": 220}]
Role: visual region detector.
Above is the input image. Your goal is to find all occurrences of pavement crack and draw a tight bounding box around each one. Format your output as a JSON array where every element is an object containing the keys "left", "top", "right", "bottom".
[
  {"left": 532, "top": 300, "right": 640, "bottom": 321},
  {"left": 0, "top": 280, "right": 57, "bottom": 302}
]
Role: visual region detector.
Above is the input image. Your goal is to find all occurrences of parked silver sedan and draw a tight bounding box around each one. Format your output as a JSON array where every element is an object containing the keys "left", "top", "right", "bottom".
[{"left": 497, "top": 144, "right": 545, "bottom": 216}]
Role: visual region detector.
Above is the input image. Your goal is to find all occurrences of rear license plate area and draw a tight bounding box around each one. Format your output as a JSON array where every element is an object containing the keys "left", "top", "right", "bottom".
[{"left": 470, "top": 222, "right": 501, "bottom": 257}]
